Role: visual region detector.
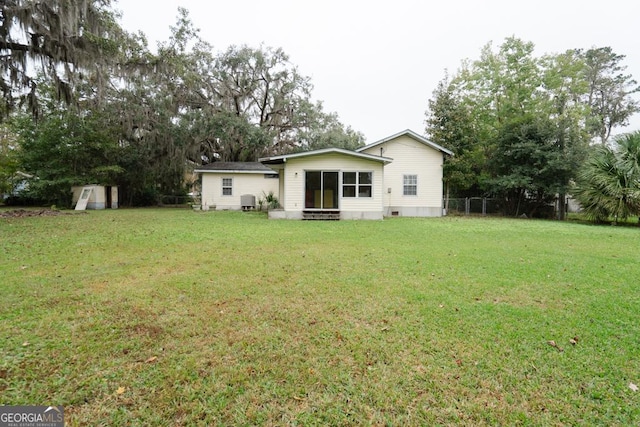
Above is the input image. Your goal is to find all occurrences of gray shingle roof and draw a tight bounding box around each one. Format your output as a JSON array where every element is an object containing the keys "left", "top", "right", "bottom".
[{"left": 195, "top": 162, "right": 277, "bottom": 173}]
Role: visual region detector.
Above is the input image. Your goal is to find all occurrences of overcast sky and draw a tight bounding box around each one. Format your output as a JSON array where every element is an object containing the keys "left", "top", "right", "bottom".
[{"left": 116, "top": 0, "right": 640, "bottom": 143}]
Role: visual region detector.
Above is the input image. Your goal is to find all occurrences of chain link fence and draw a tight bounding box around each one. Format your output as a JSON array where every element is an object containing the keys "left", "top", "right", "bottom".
[
  {"left": 445, "top": 198, "right": 502, "bottom": 216},
  {"left": 159, "top": 195, "right": 195, "bottom": 206},
  {"left": 445, "top": 197, "right": 581, "bottom": 217}
]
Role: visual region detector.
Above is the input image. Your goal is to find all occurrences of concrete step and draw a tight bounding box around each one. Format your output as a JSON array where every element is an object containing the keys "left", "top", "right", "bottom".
[{"left": 302, "top": 211, "right": 340, "bottom": 220}]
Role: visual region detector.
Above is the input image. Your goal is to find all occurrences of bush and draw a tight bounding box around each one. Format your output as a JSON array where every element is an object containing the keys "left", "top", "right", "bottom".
[{"left": 258, "top": 191, "right": 280, "bottom": 210}]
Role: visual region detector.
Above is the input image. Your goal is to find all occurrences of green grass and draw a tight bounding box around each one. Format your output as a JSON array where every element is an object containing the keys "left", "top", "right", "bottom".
[{"left": 1, "top": 209, "right": 639, "bottom": 425}]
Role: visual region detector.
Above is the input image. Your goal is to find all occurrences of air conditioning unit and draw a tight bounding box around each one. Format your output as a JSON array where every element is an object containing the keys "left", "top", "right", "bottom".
[{"left": 241, "top": 194, "right": 256, "bottom": 210}]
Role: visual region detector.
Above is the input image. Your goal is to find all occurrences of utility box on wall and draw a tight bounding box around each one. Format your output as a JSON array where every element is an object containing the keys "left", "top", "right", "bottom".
[{"left": 71, "top": 185, "right": 118, "bottom": 210}]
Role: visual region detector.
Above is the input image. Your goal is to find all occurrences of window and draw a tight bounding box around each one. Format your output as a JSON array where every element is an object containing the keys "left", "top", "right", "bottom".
[
  {"left": 403, "top": 175, "right": 417, "bottom": 196},
  {"left": 342, "top": 171, "right": 372, "bottom": 198},
  {"left": 343, "top": 172, "right": 356, "bottom": 197},
  {"left": 358, "top": 172, "right": 372, "bottom": 197},
  {"left": 222, "top": 178, "right": 233, "bottom": 196}
]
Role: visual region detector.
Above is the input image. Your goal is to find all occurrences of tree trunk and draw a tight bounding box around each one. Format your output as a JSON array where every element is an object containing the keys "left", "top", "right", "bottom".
[{"left": 557, "top": 193, "right": 566, "bottom": 220}]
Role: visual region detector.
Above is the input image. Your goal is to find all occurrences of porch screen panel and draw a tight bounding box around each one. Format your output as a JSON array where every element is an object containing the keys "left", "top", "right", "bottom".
[
  {"left": 305, "top": 171, "right": 322, "bottom": 208},
  {"left": 323, "top": 172, "right": 338, "bottom": 209}
]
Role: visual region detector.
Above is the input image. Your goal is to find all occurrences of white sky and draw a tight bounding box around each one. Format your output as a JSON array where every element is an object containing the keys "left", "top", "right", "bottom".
[{"left": 116, "top": 0, "right": 640, "bottom": 143}]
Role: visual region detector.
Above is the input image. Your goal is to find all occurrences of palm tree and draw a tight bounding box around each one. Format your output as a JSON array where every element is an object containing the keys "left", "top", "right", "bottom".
[{"left": 574, "top": 131, "right": 640, "bottom": 224}]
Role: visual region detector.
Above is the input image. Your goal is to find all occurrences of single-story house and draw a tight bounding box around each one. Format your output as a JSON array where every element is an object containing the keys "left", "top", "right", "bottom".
[
  {"left": 194, "top": 162, "right": 279, "bottom": 211},
  {"left": 357, "top": 129, "right": 453, "bottom": 217},
  {"left": 259, "top": 148, "right": 392, "bottom": 220},
  {"left": 195, "top": 129, "right": 452, "bottom": 219}
]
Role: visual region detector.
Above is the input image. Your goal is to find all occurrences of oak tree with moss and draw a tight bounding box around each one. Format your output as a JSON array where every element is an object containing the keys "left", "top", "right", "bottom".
[{"left": 0, "top": 0, "right": 121, "bottom": 118}]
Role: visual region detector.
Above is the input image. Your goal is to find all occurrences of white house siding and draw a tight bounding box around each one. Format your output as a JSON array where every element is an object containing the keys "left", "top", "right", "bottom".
[
  {"left": 281, "top": 154, "right": 385, "bottom": 220},
  {"left": 361, "top": 135, "right": 444, "bottom": 217},
  {"left": 201, "top": 173, "right": 279, "bottom": 210}
]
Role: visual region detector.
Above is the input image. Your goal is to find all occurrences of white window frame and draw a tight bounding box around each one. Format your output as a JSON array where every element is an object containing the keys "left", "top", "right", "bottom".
[
  {"left": 403, "top": 174, "right": 417, "bottom": 196},
  {"left": 222, "top": 177, "right": 233, "bottom": 196},
  {"left": 342, "top": 171, "right": 373, "bottom": 198}
]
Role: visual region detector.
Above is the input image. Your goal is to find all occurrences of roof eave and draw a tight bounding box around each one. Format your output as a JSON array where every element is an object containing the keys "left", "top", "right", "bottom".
[
  {"left": 194, "top": 169, "right": 278, "bottom": 174},
  {"left": 260, "top": 148, "right": 392, "bottom": 164},
  {"left": 357, "top": 129, "right": 454, "bottom": 156}
]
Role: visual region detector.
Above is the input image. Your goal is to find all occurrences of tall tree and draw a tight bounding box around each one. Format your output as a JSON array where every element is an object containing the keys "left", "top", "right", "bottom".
[
  {"left": 0, "top": 0, "right": 122, "bottom": 118},
  {"left": 487, "top": 115, "right": 564, "bottom": 216},
  {"left": 426, "top": 72, "right": 485, "bottom": 199},
  {"left": 212, "top": 44, "right": 316, "bottom": 155},
  {"left": 541, "top": 49, "right": 590, "bottom": 219},
  {"left": 439, "top": 38, "right": 565, "bottom": 216},
  {"left": 0, "top": 123, "right": 19, "bottom": 195},
  {"left": 581, "top": 47, "right": 640, "bottom": 144},
  {"left": 425, "top": 39, "right": 633, "bottom": 218},
  {"left": 296, "top": 108, "right": 365, "bottom": 151},
  {"left": 12, "top": 106, "right": 123, "bottom": 206},
  {"left": 6, "top": 6, "right": 368, "bottom": 205}
]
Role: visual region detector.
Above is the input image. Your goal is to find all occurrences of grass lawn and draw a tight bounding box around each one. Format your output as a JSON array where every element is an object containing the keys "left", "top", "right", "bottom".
[{"left": 1, "top": 209, "right": 639, "bottom": 425}]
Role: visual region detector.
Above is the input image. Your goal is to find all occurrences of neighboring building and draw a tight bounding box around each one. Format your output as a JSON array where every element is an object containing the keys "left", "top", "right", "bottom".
[
  {"left": 195, "top": 130, "right": 452, "bottom": 219},
  {"left": 259, "top": 148, "right": 392, "bottom": 220},
  {"left": 357, "top": 129, "right": 453, "bottom": 217},
  {"left": 195, "top": 162, "right": 279, "bottom": 211},
  {"left": 3, "top": 171, "right": 33, "bottom": 199}
]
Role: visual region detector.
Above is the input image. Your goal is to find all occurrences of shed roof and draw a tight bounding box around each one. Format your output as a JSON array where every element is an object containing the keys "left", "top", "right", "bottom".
[
  {"left": 259, "top": 147, "right": 392, "bottom": 165},
  {"left": 194, "top": 162, "right": 278, "bottom": 174},
  {"left": 357, "top": 129, "right": 454, "bottom": 156}
]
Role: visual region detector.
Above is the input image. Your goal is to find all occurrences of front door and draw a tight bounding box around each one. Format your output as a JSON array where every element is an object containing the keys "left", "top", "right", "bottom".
[{"left": 305, "top": 171, "right": 338, "bottom": 209}]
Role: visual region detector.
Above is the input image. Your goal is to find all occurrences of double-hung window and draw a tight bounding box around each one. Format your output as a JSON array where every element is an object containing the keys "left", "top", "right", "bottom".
[
  {"left": 403, "top": 175, "right": 417, "bottom": 196},
  {"left": 342, "top": 172, "right": 372, "bottom": 198},
  {"left": 222, "top": 178, "right": 233, "bottom": 196}
]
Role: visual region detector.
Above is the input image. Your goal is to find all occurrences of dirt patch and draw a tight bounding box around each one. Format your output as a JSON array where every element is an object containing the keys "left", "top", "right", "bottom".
[{"left": 0, "top": 209, "right": 88, "bottom": 218}]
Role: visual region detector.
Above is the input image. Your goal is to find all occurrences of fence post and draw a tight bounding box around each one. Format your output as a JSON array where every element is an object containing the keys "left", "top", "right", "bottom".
[
  {"left": 465, "top": 197, "right": 470, "bottom": 215},
  {"left": 482, "top": 198, "right": 487, "bottom": 216}
]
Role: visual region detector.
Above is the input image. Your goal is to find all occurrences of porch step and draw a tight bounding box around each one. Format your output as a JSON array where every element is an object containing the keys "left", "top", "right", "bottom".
[{"left": 303, "top": 211, "right": 340, "bottom": 220}]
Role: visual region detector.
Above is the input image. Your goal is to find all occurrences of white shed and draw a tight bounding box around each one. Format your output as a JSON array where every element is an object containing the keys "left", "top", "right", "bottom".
[{"left": 71, "top": 185, "right": 118, "bottom": 210}]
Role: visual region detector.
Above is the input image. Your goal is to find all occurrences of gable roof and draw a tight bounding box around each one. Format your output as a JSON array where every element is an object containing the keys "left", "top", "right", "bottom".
[
  {"left": 259, "top": 147, "right": 393, "bottom": 165},
  {"left": 194, "top": 162, "right": 278, "bottom": 174},
  {"left": 356, "top": 129, "right": 454, "bottom": 156}
]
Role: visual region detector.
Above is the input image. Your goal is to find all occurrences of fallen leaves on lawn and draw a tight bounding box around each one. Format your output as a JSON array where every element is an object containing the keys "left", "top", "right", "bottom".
[
  {"left": 116, "top": 386, "right": 126, "bottom": 395},
  {"left": 547, "top": 340, "right": 564, "bottom": 352},
  {"left": 0, "top": 209, "right": 79, "bottom": 218},
  {"left": 630, "top": 382, "right": 638, "bottom": 392},
  {"left": 145, "top": 356, "right": 158, "bottom": 363}
]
